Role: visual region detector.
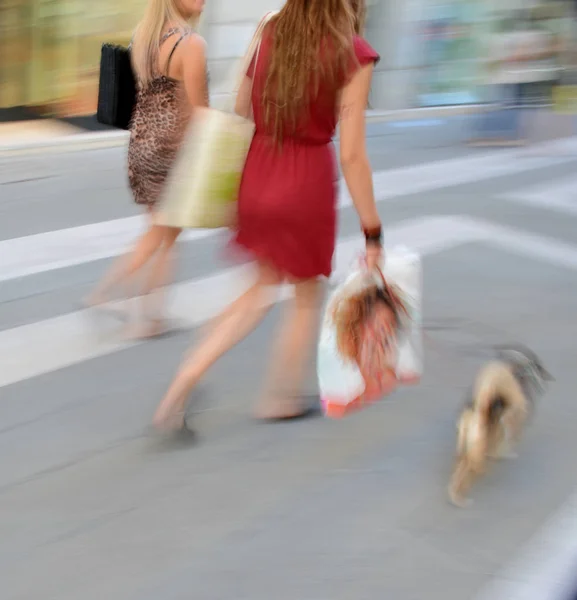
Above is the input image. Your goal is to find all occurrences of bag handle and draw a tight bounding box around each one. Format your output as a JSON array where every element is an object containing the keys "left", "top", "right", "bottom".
[
  {"left": 222, "top": 11, "right": 278, "bottom": 113},
  {"left": 373, "top": 265, "right": 410, "bottom": 323}
]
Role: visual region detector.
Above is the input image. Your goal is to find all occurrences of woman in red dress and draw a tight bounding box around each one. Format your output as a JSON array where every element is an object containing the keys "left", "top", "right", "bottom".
[{"left": 154, "top": 0, "right": 383, "bottom": 430}]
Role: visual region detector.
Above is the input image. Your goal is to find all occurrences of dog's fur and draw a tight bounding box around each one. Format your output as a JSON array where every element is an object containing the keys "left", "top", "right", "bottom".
[{"left": 448, "top": 345, "right": 553, "bottom": 507}]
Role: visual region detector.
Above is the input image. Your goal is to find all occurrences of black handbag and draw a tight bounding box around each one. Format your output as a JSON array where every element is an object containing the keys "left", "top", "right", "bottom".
[{"left": 96, "top": 43, "right": 137, "bottom": 130}]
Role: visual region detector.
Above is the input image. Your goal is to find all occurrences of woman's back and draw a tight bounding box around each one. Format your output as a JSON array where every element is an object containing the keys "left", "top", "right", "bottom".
[
  {"left": 129, "top": 27, "right": 195, "bottom": 207},
  {"left": 234, "top": 20, "right": 379, "bottom": 280},
  {"left": 248, "top": 26, "right": 377, "bottom": 145}
]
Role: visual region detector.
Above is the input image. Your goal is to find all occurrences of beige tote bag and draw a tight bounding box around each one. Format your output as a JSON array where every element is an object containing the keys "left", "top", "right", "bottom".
[{"left": 156, "top": 11, "right": 277, "bottom": 229}]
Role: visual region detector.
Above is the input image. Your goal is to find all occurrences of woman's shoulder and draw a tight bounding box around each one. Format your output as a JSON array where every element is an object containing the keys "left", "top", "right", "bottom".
[
  {"left": 162, "top": 24, "right": 204, "bottom": 45},
  {"left": 185, "top": 30, "right": 206, "bottom": 46},
  {"left": 165, "top": 29, "right": 206, "bottom": 77},
  {"left": 179, "top": 31, "right": 207, "bottom": 58},
  {"left": 352, "top": 36, "right": 380, "bottom": 65}
]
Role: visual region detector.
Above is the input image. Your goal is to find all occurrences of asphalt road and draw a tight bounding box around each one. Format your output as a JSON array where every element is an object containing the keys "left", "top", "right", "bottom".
[{"left": 1, "top": 116, "right": 577, "bottom": 600}]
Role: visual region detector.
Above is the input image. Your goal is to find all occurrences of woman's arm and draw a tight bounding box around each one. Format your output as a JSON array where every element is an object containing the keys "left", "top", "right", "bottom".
[
  {"left": 339, "top": 63, "right": 382, "bottom": 267},
  {"left": 180, "top": 35, "right": 209, "bottom": 108},
  {"left": 234, "top": 76, "right": 252, "bottom": 118}
]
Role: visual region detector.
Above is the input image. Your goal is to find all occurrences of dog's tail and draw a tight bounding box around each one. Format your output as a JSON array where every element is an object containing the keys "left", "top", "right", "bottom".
[{"left": 474, "top": 361, "right": 526, "bottom": 415}]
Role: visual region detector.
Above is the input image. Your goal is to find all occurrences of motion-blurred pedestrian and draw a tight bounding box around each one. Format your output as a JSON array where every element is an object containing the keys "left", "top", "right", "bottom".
[
  {"left": 153, "top": 0, "right": 384, "bottom": 431},
  {"left": 85, "top": 0, "right": 208, "bottom": 338}
]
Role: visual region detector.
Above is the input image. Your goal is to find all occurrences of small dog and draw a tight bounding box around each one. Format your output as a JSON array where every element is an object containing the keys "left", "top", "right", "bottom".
[{"left": 448, "top": 345, "right": 553, "bottom": 507}]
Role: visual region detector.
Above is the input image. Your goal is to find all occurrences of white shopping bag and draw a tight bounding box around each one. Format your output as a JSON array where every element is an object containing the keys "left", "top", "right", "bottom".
[{"left": 317, "top": 247, "right": 422, "bottom": 418}]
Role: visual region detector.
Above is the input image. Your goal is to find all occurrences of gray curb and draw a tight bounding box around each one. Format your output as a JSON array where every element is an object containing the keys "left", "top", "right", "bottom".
[
  {"left": 0, "top": 105, "right": 488, "bottom": 158},
  {"left": 0, "top": 130, "right": 129, "bottom": 158}
]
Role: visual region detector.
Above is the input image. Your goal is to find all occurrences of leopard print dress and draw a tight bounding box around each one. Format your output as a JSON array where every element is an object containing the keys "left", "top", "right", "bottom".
[{"left": 127, "top": 28, "right": 197, "bottom": 208}]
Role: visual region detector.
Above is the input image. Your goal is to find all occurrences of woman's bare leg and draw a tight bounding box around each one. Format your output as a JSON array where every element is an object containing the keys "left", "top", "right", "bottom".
[
  {"left": 256, "top": 277, "right": 324, "bottom": 419},
  {"left": 128, "top": 226, "right": 181, "bottom": 338},
  {"left": 196, "top": 273, "right": 269, "bottom": 338},
  {"left": 153, "top": 262, "right": 281, "bottom": 429},
  {"left": 86, "top": 210, "right": 164, "bottom": 309}
]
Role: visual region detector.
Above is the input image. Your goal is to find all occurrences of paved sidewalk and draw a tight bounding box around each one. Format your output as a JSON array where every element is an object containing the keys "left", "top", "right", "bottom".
[
  {"left": 0, "top": 119, "right": 128, "bottom": 157},
  {"left": 0, "top": 120, "right": 84, "bottom": 143}
]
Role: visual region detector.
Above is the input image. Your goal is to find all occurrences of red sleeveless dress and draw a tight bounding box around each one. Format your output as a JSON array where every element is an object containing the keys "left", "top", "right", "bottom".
[{"left": 232, "top": 34, "right": 380, "bottom": 279}]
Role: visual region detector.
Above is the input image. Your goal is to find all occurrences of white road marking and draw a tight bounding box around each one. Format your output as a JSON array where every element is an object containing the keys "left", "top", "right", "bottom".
[
  {"left": 0, "top": 216, "right": 480, "bottom": 389},
  {"left": 0, "top": 218, "right": 217, "bottom": 282},
  {"left": 2, "top": 213, "right": 577, "bottom": 390},
  {"left": 502, "top": 174, "right": 577, "bottom": 216},
  {"left": 475, "top": 486, "right": 577, "bottom": 600},
  {"left": 460, "top": 214, "right": 577, "bottom": 600},
  {"left": 1, "top": 133, "right": 576, "bottom": 599},
  {"left": 2, "top": 136, "right": 577, "bottom": 284},
  {"left": 356, "top": 141, "right": 576, "bottom": 211},
  {"left": 458, "top": 216, "right": 577, "bottom": 269}
]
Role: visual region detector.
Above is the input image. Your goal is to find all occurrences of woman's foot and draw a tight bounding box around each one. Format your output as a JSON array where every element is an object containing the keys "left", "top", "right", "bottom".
[
  {"left": 254, "top": 395, "right": 315, "bottom": 421},
  {"left": 153, "top": 402, "right": 189, "bottom": 432},
  {"left": 82, "top": 294, "right": 129, "bottom": 321},
  {"left": 125, "top": 318, "right": 169, "bottom": 340}
]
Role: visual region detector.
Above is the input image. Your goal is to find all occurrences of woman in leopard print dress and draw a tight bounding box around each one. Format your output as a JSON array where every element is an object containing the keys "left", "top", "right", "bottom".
[
  {"left": 128, "top": 28, "right": 193, "bottom": 208},
  {"left": 85, "top": 0, "right": 208, "bottom": 338}
]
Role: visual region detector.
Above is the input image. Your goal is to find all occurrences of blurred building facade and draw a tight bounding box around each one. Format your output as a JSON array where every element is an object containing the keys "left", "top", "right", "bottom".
[
  {"left": 0, "top": 0, "right": 573, "bottom": 116},
  {"left": 0, "top": 0, "right": 141, "bottom": 114}
]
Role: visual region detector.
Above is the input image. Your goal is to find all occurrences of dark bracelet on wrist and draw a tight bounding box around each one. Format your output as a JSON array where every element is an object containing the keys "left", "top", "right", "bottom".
[{"left": 363, "top": 225, "right": 383, "bottom": 246}]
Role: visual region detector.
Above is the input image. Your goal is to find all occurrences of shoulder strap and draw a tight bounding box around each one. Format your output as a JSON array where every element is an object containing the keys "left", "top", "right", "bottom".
[
  {"left": 233, "top": 12, "right": 277, "bottom": 95},
  {"left": 160, "top": 28, "right": 179, "bottom": 45},
  {"left": 164, "top": 31, "right": 189, "bottom": 76}
]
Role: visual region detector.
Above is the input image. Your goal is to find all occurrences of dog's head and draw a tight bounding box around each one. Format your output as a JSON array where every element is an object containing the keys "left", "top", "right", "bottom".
[{"left": 495, "top": 344, "right": 554, "bottom": 395}]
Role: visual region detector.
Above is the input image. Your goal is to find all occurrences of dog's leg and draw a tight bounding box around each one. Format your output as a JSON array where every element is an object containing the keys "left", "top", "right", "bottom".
[
  {"left": 487, "top": 423, "right": 501, "bottom": 459},
  {"left": 449, "top": 458, "right": 475, "bottom": 508},
  {"left": 499, "top": 407, "right": 527, "bottom": 459},
  {"left": 488, "top": 423, "right": 515, "bottom": 460},
  {"left": 497, "top": 427, "right": 519, "bottom": 459},
  {"left": 449, "top": 416, "right": 474, "bottom": 507}
]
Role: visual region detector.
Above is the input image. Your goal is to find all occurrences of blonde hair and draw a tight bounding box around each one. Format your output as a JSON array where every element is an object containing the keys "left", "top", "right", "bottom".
[{"left": 131, "top": 0, "right": 200, "bottom": 86}]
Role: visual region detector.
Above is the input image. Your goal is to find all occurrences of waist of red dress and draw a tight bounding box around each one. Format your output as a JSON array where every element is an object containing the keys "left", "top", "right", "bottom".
[{"left": 253, "top": 131, "right": 331, "bottom": 147}]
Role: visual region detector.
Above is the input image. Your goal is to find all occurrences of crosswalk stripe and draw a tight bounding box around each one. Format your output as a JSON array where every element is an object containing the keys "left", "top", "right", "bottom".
[
  {"left": 0, "top": 215, "right": 472, "bottom": 389},
  {"left": 470, "top": 217, "right": 577, "bottom": 269},
  {"left": 1, "top": 137, "right": 577, "bottom": 597},
  {"left": 2, "top": 138, "right": 576, "bottom": 284},
  {"left": 501, "top": 174, "right": 577, "bottom": 216},
  {"left": 475, "top": 486, "right": 577, "bottom": 600},
  {"left": 2, "top": 212, "right": 577, "bottom": 390},
  {"left": 359, "top": 139, "right": 576, "bottom": 211},
  {"left": 0, "top": 217, "right": 216, "bottom": 283}
]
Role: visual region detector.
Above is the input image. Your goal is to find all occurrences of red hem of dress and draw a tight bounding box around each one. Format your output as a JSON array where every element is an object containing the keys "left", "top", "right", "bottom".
[{"left": 227, "top": 235, "right": 332, "bottom": 280}]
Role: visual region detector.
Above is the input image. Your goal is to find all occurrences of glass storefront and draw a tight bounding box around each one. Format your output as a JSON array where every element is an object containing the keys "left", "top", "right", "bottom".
[
  {"left": 0, "top": 0, "right": 574, "bottom": 114},
  {"left": 416, "top": 1, "right": 489, "bottom": 106},
  {"left": 0, "top": 0, "right": 142, "bottom": 113},
  {"left": 363, "top": 0, "right": 491, "bottom": 109},
  {"left": 1, "top": 0, "right": 33, "bottom": 108}
]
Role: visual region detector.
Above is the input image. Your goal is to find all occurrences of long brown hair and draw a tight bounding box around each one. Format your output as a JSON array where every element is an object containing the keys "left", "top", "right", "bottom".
[
  {"left": 262, "top": 0, "right": 360, "bottom": 144},
  {"left": 350, "top": 0, "right": 367, "bottom": 34}
]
